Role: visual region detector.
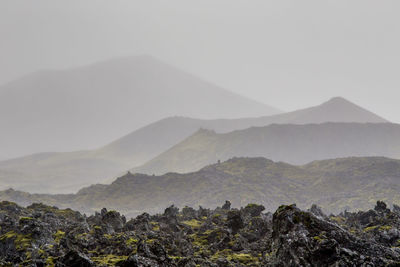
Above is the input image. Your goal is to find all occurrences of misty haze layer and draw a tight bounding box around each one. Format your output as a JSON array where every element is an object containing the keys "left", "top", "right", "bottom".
[
  {"left": 0, "top": 56, "right": 278, "bottom": 160},
  {"left": 1, "top": 1, "right": 399, "bottom": 122},
  {"left": 0, "top": 97, "right": 387, "bottom": 194}
]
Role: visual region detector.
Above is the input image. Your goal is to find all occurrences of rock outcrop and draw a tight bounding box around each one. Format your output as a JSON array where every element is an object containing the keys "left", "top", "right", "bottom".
[{"left": 1, "top": 201, "right": 400, "bottom": 266}]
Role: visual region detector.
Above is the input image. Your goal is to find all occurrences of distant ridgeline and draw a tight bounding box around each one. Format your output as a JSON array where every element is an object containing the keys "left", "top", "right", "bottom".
[
  {"left": 1, "top": 157, "right": 400, "bottom": 217},
  {"left": 0, "top": 55, "right": 280, "bottom": 161},
  {"left": 132, "top": 123, "right": 400, "bottom": 175},
  {"left": 0, "top": 96, "right": 390, "bottom": 194}
]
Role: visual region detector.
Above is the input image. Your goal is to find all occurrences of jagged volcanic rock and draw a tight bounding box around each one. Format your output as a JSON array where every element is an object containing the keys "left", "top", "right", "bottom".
[{"left": 1, "top": 201, "right": 400, "bottom": 266}]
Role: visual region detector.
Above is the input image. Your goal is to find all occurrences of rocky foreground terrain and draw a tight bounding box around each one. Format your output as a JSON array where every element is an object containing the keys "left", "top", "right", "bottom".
[{"left": 1, "top": 201, "right": 400, "bottom": 266}]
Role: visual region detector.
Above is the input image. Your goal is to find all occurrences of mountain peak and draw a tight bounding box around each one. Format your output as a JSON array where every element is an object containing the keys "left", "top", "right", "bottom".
[
  {"left": 310, "top": 97, "right": 389, "bottom": 123},
  {"left": 325, "top": 96, "right": 351, "bottom": 105},
  {"left": 0, "top": 55, "right": 280, "bottom": 161}
]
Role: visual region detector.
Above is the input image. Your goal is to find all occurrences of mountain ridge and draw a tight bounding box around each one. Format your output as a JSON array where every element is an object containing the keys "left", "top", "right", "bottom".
[
  {"left": 0, "top": 97, "right": 389, "bottom": 193},
  {"left": 133, "top": 122, "right": 399, "bottom": 175},
  {"left": 101, "top": 95, "right": 388, "bottom": 168},
  {"left": 1, "top": 156, "right": 400, "bottom": 217}
]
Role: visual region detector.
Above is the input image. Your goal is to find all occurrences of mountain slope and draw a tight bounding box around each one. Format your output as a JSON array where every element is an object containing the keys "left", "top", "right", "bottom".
[
  {"left": 2, "top": 157, "right": 400, "bottom": 217},
  {"left": 254, "top": 96, "right": 388, "bottom": 124},
  {"left": 0, "top": 55, "right": 279, "bottom": 160},
  {"left": 97, "top": 96, "right": 388, "bottom": 167},
  {"left": 0, "top": 97, "right": 388, "bottom": 194},
  {"left": 133, "top": 122, "right": 400, "bottom": 175}
]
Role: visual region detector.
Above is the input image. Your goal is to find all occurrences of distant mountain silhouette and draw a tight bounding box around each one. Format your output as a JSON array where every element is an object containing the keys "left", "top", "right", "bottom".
[
  {"left": 0, "top": 97, "right": 389, "bottom": 194},
  {"left": 248, "top": 96, "right": 388, "bottom": 125},
  {"left": 133, "top": 122, "right": 399, "bottom": 175},
  {"left": 0, "top": 55, "right": 279, "bottom": 160},
  {"left": 97, "top": 96, "right": 388, "bottom": 168}
]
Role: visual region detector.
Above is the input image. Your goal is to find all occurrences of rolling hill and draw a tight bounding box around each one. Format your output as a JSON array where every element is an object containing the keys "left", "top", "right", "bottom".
[
  {"left": 0, "top": 97, "right": 389, "bottom": 193},
  {"left": 133, "top": 122, "right": 400, "bottom": 175},
  {"left": 0, "top": 55, "right": 279, "bottom": 161},
  {"left": 1, "top": 157, "right": 400, "bottom": 217}
]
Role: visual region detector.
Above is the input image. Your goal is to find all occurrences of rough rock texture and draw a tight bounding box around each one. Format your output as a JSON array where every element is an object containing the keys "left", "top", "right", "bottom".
[{"left": 1, "top": 201, "right": 400, "bottom": 266}]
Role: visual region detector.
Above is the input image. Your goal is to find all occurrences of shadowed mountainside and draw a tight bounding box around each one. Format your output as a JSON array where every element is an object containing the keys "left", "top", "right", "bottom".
[
  {"left": 1, "top": 157, "right": 400, "bottom": 217},
  {"left": 133, "top": 122, "right": 400, "bottom": 175},
  {"left": 98, "top": 96, "right": 388, "bottom": 168}
]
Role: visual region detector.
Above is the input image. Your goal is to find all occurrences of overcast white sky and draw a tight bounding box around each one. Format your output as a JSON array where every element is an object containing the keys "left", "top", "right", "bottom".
[{"left": 1, "top": 0, "right": 399, "bottom": 122}]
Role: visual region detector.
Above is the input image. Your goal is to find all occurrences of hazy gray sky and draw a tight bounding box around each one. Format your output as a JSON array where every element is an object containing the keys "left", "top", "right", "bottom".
[{"left": 1, "top": 0, "right": 399, "bottom": 122}]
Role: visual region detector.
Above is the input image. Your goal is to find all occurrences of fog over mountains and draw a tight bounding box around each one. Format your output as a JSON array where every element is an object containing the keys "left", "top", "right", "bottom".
[
  {"left": 98, "top": 97, "right": 388, "bottom": 168},
  {"left": 0, "top": 95, "right": 389, "bottom": 194},
  {"left": 2, "top": 2, "right": 400, "bottom": 266},
  {"left": 98, "top": 96, "right": 388, "bottom": 168},
  {"left": 0, "top": 55, "right": 279, "bottom": 160},
  {"left": 133, "top": 122, "right": 400, "bottom": 175}
]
